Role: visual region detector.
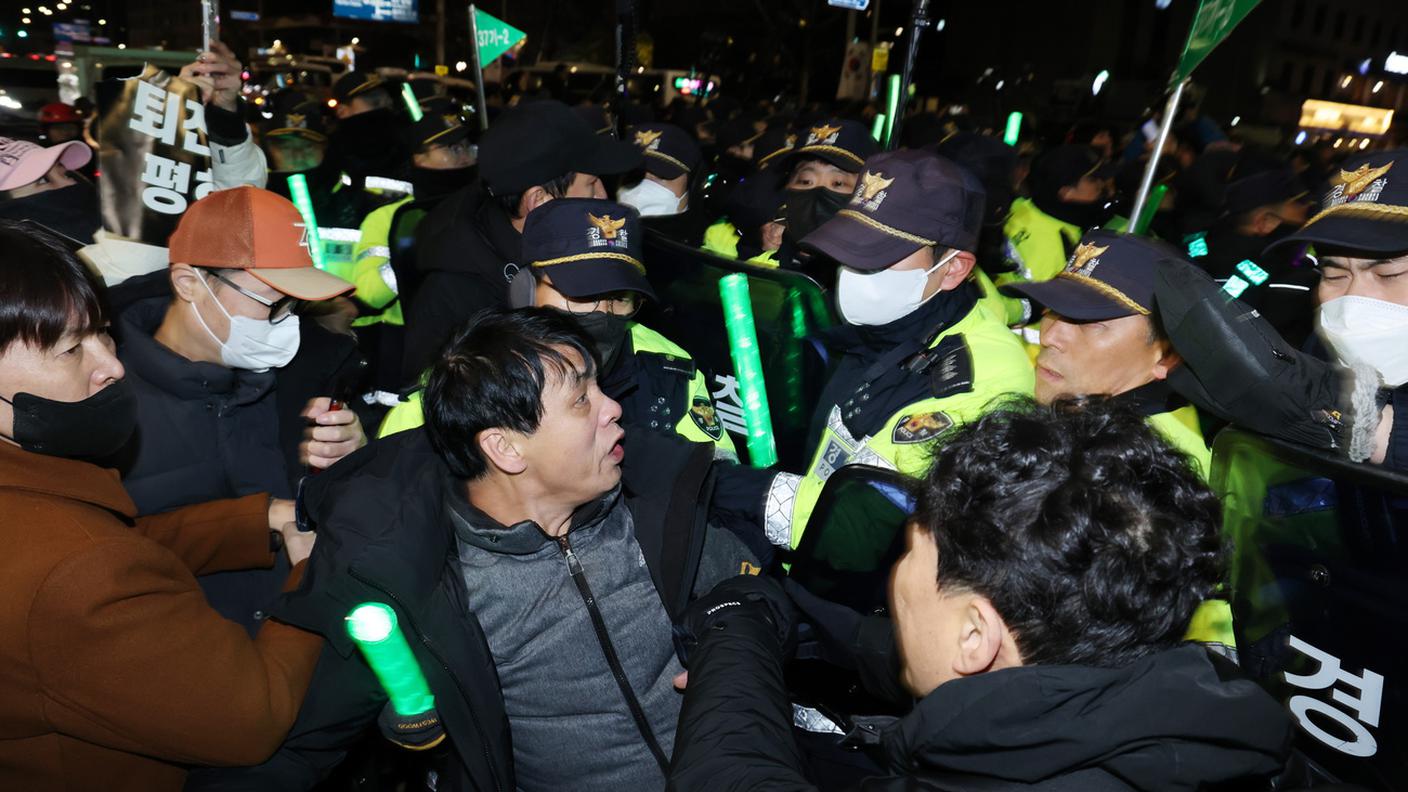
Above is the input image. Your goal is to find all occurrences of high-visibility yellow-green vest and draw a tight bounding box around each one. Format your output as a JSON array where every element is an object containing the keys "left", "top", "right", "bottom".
[
  {"left": 701, "top": 220, "right": 781, "bottom": 268},
  {"left": 377, "top": 322, "right": 736, "bottom": 456},
  {"left": 766, "top": 300, "right": 1035, "bottom": 549},
  {"left": 999, "top": 197, "right": 1083, "bottom": 288},
  {"left": 349, "top": 196, "right": 411, "bottom": 329},
  {"left": 1145, "top": 404, "right": 1235, "bottom": 650}
]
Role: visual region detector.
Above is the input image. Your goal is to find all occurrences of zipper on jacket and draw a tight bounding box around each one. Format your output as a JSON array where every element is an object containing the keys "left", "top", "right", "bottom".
[
  {"left": 554, "top": 534, "right": 671, "bottom": 774},
  {"left": 349, "top": 568, "right": 505, "bottom": 792}
]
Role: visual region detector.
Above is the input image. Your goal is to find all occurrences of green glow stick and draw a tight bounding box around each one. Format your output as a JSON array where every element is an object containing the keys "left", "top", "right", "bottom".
[
  {"left": 286, "top": 174, "right": 325, "bottom": 270},
  {"left": 401, "top": 83, "right": 423, "bottom": 121},
  {"left": 1235, "top": 259, "right": 1269, "bottom": 285},
  {"left": 1003, "top": 111, "right": 1022, "bottom": 146},
  {"left": 718, "top": 274, "right": 777, "bottom": 468},
  {"left": 1132, "top": 183, "right": 1167, "bottom": 236},
  {"left": 884, "top": 74, "right": 901, "bottom": 147},
  {"left": 346, "top": 603, "right": 436, "bottom": 717},
  {"left": 870, "top": 113, "right": 886, "bottom": 142},
  {"left": 1221, "top": 274, "right": 1250, "bottom": 299}
]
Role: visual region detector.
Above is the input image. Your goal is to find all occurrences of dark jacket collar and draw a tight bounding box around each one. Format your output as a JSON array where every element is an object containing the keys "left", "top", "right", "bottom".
[
  {"left": 0, "top": 439, "right": 135, "bottom": 518},
  {"left": 1110, "top": 378, "right": 1186, "bottom": 418},
  {"left": 117, "top": 296, "right": 275, "bottom": 403},
  {"left": 446, "top": 484, "right": 622, "bottom": 556},
  {"left": 887, "top": 645, "right": 1290, "bottom": 789}
]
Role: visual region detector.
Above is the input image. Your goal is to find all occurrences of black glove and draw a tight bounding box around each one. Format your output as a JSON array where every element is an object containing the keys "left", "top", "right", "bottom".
[
  {"left": 681, "top": 574, "right": 796, "bottom": 661},
  {"left": 1153, "top": 258, "right": 1358, "bottom": 452},
  {"left": 377, "top": 702, "right": 446, "bottom": 751}
]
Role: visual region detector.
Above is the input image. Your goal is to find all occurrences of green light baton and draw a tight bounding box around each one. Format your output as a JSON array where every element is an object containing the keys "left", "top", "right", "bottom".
[
  {"left": 719, "top": 274, "right": 777, "bottom": 468},
  {"left": 1003, "top": 111, "right": 1023, "bottom": 146},
  {"left": 401, "top": 83, "right": 423, "bottom": 122},
  {"left": 870, "top": 113, "right": 886, "bottom": 142},
  {"left": 346, "top": 602, "right": 436, "bottom": 717},
  {"left": 1131, "top": 183, "right": 1168, "bottom": 236},
  {"left": 286, "top": 174, "right": 326, "bottom": 270},
  {"left": 884, "top": 74, "right": 901, "bottom": 147}
]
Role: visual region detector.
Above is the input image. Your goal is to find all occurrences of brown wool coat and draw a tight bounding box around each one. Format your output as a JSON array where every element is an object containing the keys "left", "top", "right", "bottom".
[{"left": 0, "top": 440, "right": 324, "bottom": 791}]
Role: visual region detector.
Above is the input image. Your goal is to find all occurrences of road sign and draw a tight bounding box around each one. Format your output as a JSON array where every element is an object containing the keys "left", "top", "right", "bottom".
[
  {"left": 474, "top": 8, "right": 525, "bottom": 65},
  {"left": 1172, "top": 0, "right": 1260, "bottom": 86}
]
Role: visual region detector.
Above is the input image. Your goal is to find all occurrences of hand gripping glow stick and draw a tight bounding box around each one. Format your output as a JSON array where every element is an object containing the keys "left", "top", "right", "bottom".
[
  {"left": 286, "top": 174, "right": 325, "bottom": 270},
  {"left": 401, "top": 83, "right": 423, "bottom": 122},
  {"left": 719, "top": 274, "right": 777, "bottom": 468},
  {"left": 346, "top": 603, "right": 436, "bottom": 717}
]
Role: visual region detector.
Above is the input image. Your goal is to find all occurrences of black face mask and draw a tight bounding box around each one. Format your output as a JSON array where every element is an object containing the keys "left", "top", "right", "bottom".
[
  {"left": 0, "top": 180, "right": 100, "bottom": 244},
  {"left": 0, "top": 379, "right": 137, "bottom": 459},
  {"left": 784, "top": 187, "right": 851, "bottom": 241},
  {"left": 572, "top": 312, "right": 633, "bottom": 373},
  {"left": 410, "top": 165, "right": 476, "bottom": 201}
]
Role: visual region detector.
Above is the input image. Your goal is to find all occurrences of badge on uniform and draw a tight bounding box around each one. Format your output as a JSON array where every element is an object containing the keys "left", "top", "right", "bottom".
[
  {"left": 690, "top": 396, "right": 724, "bottom": 440},
  {"left": 892, "top": 411, "right": 953, "bottom": 445}
]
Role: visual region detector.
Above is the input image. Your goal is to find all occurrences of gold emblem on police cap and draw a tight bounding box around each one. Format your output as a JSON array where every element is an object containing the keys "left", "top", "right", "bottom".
[
  {"left": 634, "top": 129, "right": 664, "bottom": 148},
  {"left": 1334, "top": 161, "right": 1394, "bottom": 198},
  {"left": 808, "top": 124, "right": 842, "bottom": 144},
  {"left": 1067, "top": 242, "right": 1110, "bottom": 274},
  {"left": 588, "top": 213, "right": 627, "bottom": 240},
  {"left": 859, "top": 171, "right": 894, "bottom": 201},
  {"left": 286, "top": 112, "right": 306, "bottom": 129}
]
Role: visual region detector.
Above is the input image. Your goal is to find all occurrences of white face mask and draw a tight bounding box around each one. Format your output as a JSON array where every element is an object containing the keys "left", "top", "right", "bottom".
[
  {"left": 1317, "top": 295, "right": 1408, "bottom": 387},
  {"left": 190, "top": 274, "right": 302, "bottom": 372},
  {"left": 618, "top": 177, "right": 683, "bottom": 217},
  {"left": 836, "top": 249, "right": 959, "bottom": 326}
]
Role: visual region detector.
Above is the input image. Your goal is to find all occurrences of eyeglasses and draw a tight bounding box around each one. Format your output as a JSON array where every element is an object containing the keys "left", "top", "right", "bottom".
[
  {"left": 564, "top": 292, "right": 642, "bottom": 317},
  {"left": 203, "top": 269, "right": 302, "bottom": 323}
]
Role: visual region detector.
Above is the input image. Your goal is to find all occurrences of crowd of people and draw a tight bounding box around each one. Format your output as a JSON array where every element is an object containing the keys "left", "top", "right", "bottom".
[{"left": 1, "top": 37, "right": 1405, "bottom": 792}]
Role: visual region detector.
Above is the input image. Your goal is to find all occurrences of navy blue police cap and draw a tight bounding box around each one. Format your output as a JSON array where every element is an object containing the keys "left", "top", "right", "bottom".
[
  {"left": 1267, "top": 149, "right": 1408, "bottom": 256},
  {"left": 1001, "top": 229, "right": 1184, "bottom": 321},
  {"left": 783, "top": 118, "right": 879, "bottom": 175},
  {"left": 510, "top": 198, "right": 656, "bottom": 308},
  {"left": 802, "top": 148, "right": 986, "bottom": 270},
  {"left": 628, "top": 123, "right": 701, "bottom": 180}
]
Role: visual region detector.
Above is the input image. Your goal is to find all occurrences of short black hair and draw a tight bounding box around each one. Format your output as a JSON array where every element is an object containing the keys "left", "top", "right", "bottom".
[
  {"left": 913, "top": 397, "right": 1225, "bottom": 668},
  {"left": 491, "top": 171, "right": 577, "bottom": 219},
  {"left": 0, "top": 220, "right": 105, "bottom": 354},
  {"left": 424, "top": 307, "right": 598, "bottom": 480}
]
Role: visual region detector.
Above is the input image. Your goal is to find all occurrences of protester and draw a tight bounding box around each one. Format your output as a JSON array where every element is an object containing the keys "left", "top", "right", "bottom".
[
  {"left": 107, "top": 187, "right": 363, "bottom": 632},
  {"left": 764, "top": 149, "right": 1033, "bottom": 552},
  {"left": 670, "top": 399, "right": 1292, "bottom": 791},
  {"left": 405, "top": 99, "right": 642, "bottom": 380},
  {"left": 0, "top": 221, "right": 322, "bottom": 791},
  {"left": 0, "top": 136, "right": 98, "bottom": 242},
  {"left": 206, "top": 308, "right": 756, "bottom": 791},
  {"left": 379, "top": 199, "right": 736, "bottom": 457}
]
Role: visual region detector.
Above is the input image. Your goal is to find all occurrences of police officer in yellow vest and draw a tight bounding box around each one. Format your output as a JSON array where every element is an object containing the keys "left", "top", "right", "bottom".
[
  {"left": 1001, "top": 229, "right": 1234, "bottom": 649},
  {"left": 764, "top": 149, "right": 1035, "bottom": 549},
  {"left": 378, "top": 198, "right": 737, "bottom": 457}
]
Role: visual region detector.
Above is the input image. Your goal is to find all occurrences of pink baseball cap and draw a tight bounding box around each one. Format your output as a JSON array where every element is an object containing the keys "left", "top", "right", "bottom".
[{"left": 0, "top": 137, "right": 91, "bottom": 191}]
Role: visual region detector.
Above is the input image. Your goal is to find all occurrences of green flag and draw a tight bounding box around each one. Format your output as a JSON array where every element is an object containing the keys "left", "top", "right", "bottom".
[
  {"left": 1172, "top": 0, "right": 1261, "bottom": 86},
  {"left": 474, "top": 8, "right": 526, "bottom": 65}
]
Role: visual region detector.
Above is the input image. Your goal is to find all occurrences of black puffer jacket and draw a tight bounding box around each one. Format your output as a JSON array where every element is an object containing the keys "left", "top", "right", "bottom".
[{"left": 669, "top": 605, "right": 1293, "bottom": 792}]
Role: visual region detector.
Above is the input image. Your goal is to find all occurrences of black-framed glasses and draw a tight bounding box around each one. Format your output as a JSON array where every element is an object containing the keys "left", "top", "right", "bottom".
[
  {"left": 564, "top": 292, "right": 642, "bottom": 317},
  {"left": 203, "top": 269, "right": 302, "bottom": 323}
]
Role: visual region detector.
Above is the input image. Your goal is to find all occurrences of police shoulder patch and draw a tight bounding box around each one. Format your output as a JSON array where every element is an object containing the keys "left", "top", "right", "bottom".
[
  {"left": 928, "top": 334, "right": 975, "bottom": 399},
  {"left": 690, "top": 396, "right": 724, "bottom": 440},
  {"left": 892, "top": 411, "right": 954, "bottom": 445}
]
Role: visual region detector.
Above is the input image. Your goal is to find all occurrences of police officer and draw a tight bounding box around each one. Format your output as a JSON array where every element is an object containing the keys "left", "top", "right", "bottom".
[
  {"left": 379, "top": 199, "right": 737, "bottom": 457},
  {"left": 764, "top": 149, "right": 1035, "bottom": 550},
  {"left": 1004, "top": 231, "right": 1209, "bottom": 467},
  {"left": 775, "top": 118, "right": 879, "bottom": 282},
  {"left": 619, "top": 122, "right": 712, "bottom": 245},
  {"left": 1000, "top": 230, "right": 1234, "bottom": 649},
  {"left": 349, "top": 110, "right": 476, "bottom": 397},
  {"left": 1001, "top": 145, "right": 1116, "bottom": 291},
  {"left": 700, "top": 174, "right": 785, "bottom": 267}
]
